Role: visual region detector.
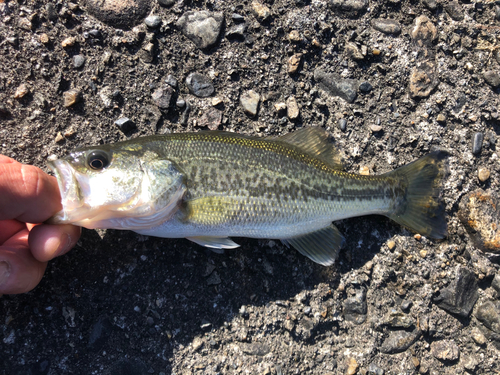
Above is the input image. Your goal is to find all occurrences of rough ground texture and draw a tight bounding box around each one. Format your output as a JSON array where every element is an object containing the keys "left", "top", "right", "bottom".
[{"left": 1, "top": 0, "right": 500, "bottom": 374}]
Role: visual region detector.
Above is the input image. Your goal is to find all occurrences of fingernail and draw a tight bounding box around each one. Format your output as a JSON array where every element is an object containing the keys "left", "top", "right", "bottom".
[
  {"left": 56, "top": 233, "right": 71, "bottom": 257},
  {"left": 0, "top": 261, "right": 10, "bottom": 287}
]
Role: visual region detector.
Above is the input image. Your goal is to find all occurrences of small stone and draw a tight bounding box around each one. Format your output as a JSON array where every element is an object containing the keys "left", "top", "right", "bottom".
[
  {"left": 46, "top": 3, "right": 58, "bottom": 21},
  {"left": 140, "top": 42, "right": 155, "bottom": 63},
  {"left": 343, "top": 289, "right": 367, "bottom": 324},
  {"left": 165, "top": 74, "right": 178, "bottom": 88},
  {"left": 478, "top": 168, "right": 490, "bottom": 182},
  {"left": 367, "top": 363, "right": 384, "bottom": 375},
  {"left": 436, "top": 113, "right": 446, "bottom": 123},
  {"left": 288, "top": 53, "right": 302, "bottom": 74},
  {"left": 73, "top": 55, "right": 86, "bottom": 69},
  {"left": 411, "top": 15, "right": 437, "bottom": 47},
  {"left": 186, "top": 73, "right": 214, "bottom": 97},
  {"left": 55, "top": 132, "right": 64, "bottom": 143},
  {"left": 419, "top": 249, "right": 427, "bottom": 258},
  {"left": 158, "top": 0, "right": 175, "bottom": 7},
  {"left": 483, "top": 71, "right": 500, "bottom": 88},
  {"left": 458, "top": 189, "right": 500, "bottom": 254},
  {"left": 115, "top": 117, "right": 135, "bottom": 132},
  {"left": 387, "top": 240, "right": 396, "bottom": 250},
  {"left": 61, "top": 36, "right": 77, "bottom": 47},
  {"left": 359, "top": 166, "right": 370, "bottom": 175},
  {"left": 144, "top": 15, "right": 161, "bottom": 28},
  {"left": 330, "top": 0, "right": 368, "bottom": 12},
  {"left": 18, "top": 18, "right": 32, "bottom": 31},
  {"left": 198, "top": 107, "right": 222, "bottom": 130},
  {"left": 314, "top": 69, "right": 357, "bottom": 103},
  {"left": 0, "top": 104, "right": 10, "bottom": 117},
  {"left": 39, "top": 33, "right": 50, "bottom": 44},
  {"left": 176, "top": 99, "right": 186, "bottom": 108},
  {"left": 99, "top": 86, "right": 115, "bottom": 108},
  {"left": 86, "top": 0, "right": 151, "bottom": 28},
  {"left": 240, "top": 90, "right": 260, "bottom": 117},
  {"left": 286, "top": 96, "right": 299, "bottom": 120},
  {"left": 370, "top": 125, "right": 382, "bottom": 133},
  {"left": 152, "top": 85, "right": 174, "bottom": 109},
  {"left": 372, "top": 19, "right": 401, "bottom": 34},
  {"left": 463, "top": 356, "right": 478, "bottom": 372},
  {"left": 176, "top": 11, "right": 224, "bottom": 50},
  {"left": 380, "top": 329, "right": 421, "bottom": 354},
  {"left": 275, "top": 102, "right": 286, "bottom": 113},
  {"left": 476, "top": 300, "right": 500, "bottom": 334},
  {"left": 288, "top": 30, "right": 301, "bottom": 42},
  {"left": 430, "top": 340, "right": 460, "bottom": 362},
  {"left": 211, "top": 97, "right": 223, "bottom": 106},
  {"left": 409, "top": 61, "right": 438, "bottom": 98},
  {"left": 444, "top": 2, "right": 464, "bottom": 21},
  {"left": 345, "top": 42, "right": 364, "bottom": 60},
  {"left": 346, "top": 357, "right": 358, "bottom": 375},
  {"left": 382, "top": 310, "right": 415, "bottom": 329},
  {"left": 251, "top": 1, "right": 271, "bottom": 22},
  {"left": 339, "top": 118, "right": 347, "bottom": 131},
  {"left": 232, "top": 13, "right": 245, "bottom": 22},
  {"left": 63, "top": 89, "right": 81, "bottom": 107},
  {"left": 433, "top": 266, "right": 479, "bottom": 317},
  {"left": 472, "top": 132, "right": 484, "bottom": 155},
  {"left": 471, "top": 327, "right": 487, "bottom": 346},
  {"left": 226, "top": 23, "right": 248, "bottom": 40},
  {"left": 192, "top": 336, "right": 203, "bottom": 351},
  {"left": 422, "top": 0, "right": 437, "bottom": 10},
  {"left": 359, "top": 82, "right": 372, "bottom": 93},
  {"left": 492, "top": 273, "right": 500, "bottom": 294},
  {"left": 13, "top": 84, "right": 29, "bottom": 99}
]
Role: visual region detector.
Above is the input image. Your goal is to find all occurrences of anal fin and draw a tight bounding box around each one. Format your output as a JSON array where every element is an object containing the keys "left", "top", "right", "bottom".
[
  {"left": 187, "top": 236, "right": 240, "bottom": 250},
  {"left": 281, "top": 224, "right": 345, "bottom": 266}
]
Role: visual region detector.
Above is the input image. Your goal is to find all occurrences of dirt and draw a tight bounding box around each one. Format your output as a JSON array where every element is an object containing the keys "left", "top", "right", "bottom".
[{"left": 1, "top": 0, "right": 500, "bottom": 374}]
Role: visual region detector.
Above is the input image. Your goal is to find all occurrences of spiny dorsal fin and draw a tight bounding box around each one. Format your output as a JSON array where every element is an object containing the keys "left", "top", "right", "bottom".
[
  {"left": 281, "top": 224, "right": 345, "bottom": 266},
  {"left": 278, "top": 127, "right": 344, "bottom": 170}
]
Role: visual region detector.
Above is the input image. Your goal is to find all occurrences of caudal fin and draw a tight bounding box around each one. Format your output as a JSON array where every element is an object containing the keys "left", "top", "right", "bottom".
[{"left": 386, "top": 151, "right": 448, "bottom": 239}]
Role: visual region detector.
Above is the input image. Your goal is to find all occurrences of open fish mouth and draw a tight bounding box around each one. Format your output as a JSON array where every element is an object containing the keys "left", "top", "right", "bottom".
[{"left": 47, "top": 159, "right": 84, "bottom": 224}]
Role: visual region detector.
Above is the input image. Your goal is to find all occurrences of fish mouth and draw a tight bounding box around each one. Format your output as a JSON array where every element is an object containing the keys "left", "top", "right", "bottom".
[{"left": 47, "top": 159, "right": 83, "bottom": 224}]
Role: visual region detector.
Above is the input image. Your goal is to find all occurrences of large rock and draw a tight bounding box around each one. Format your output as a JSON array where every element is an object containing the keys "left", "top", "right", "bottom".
[
  {"left": 85, "top": 0, "right": 150, "bottom": 29},
  {"left": 409, "top": 60, "right": 439, "bottom": 98},
  {"left": 433, "top": 266, "right": 479, "bottom": 317},
  {"left": 458, "top": 189, "right": 500, "bottom": 254},
  {"left": 176, "top": 11, "right": 224, "bottom": 50}
]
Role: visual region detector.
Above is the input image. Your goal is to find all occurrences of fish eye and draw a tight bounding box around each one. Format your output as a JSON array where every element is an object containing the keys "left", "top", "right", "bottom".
[{"left": 87, "top": 151, "right": 110, "bottom": 170}]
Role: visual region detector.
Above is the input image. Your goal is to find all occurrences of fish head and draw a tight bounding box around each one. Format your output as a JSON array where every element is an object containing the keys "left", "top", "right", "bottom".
[{"left": 47, "top": 143, "right": 186, "bottom": 230}]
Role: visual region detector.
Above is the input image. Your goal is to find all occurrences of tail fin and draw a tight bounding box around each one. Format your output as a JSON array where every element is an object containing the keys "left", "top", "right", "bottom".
[{"left": 386, "top": 151, "right": 448, "bottom": 239}]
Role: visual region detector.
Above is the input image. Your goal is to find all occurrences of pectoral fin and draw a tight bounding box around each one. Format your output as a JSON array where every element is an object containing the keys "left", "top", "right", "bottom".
[
  {"left": 281, "top": 224, "right": 345, "bottom": 266},
  {"left": 187, "top": 236, "right": 240, "bottom": 250}
]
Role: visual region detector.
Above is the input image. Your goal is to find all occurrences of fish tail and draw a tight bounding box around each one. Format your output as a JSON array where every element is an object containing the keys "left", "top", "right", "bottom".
[{"left": 386, "top": 151, "right": 448, "bottom": 239}]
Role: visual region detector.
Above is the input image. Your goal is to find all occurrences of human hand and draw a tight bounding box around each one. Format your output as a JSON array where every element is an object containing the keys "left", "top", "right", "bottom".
[{"left": 0, "top": 155, "right": 81, "bottom": 294}]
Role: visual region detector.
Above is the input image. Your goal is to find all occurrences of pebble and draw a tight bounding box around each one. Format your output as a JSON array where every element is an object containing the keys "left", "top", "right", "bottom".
[
  {"left": 422, "top": 0, "right": 437, "bottom": 10},
  {"left": 240, "top": 90, "right": 260, "bottom": 117},
  {"left": 286, "top": 96, "right": 299, "bottom": 120},
  {"left": 55, "top": 132, "right": 64, "bottom": 143},
  {"left": 288, "top": 53, "right": 302, "bottom": 74},
  {"left": 477, "top": 168, "right": 490, "bottom": 182},
  {"left": 176, "top": 99, "right": 186, "bottom": 108},
  {"left": 339, "top": 118, "right": 347, "bottom": 131},
  {"left": 165, "top": 74, "right": 178, "bottom": 88},
  {"left": 382, "top": 310, "right": 415, "bottom": 329},
  {"left": 444, "top": 2, "right": 464, "bottom": 21},
  {"left": 345, "top": 42, "right": 364, "bottom": 60},
  {"left": 86, "top": 0, "right": 151, "bottom": 28},
  {"left": 471, "top": 327, "right": 487, "bottom": 346},
  {"left": 0, "top": 104, "right": 10, "bottom": 117},
  {"left": 430, "top": 340, "right": 460, "bottom": 361},
  {"left": 226, "top": 23, "right": 248, "bottom": 40},
  {"left": 371, "top": 19, "right": 401, "bottom": 34},
  {"left": 198, "top": 107, "right": 222, "bottom": 130},
  {"left": 144, "top": 15, "right": 161, "bottom": 28},
  {"left": 458, "top": 189, "right": 500, "bottom": 254},
  {"left": 39, "top": 33, "right": 50, "bottom": 44},
  {"left": 251, "top": 0, "right": 271, "bottom": 22},
  {"left": 176, "top": 11, "right": 224, "bottom": 50},
  {"left": 152, "top": 86, "right": 173, "bottom": 109},
  {"left": 115, "top": 117, "right": 135, "bottom": 132},
  {"left": 475, "top": 300, "right": 500, "bottom": 334},
  {"left": 380, "top": 329, "right": 421, "bottom": 354},
  {"left": 483, "top": 70, "right": 500, "bottom": 88},
  {"left": 73, "top": 55, "right": 86, "bottom": 69},
  {"left": 330, "top": 0, "right": 369, "bottom": 12},
  {"left": 275, "top": 102, "right": 286, "bottom": 113},
  {"left": 211, "top": 97, "right": 223, "bottom": 106},
  {"left": 472, "top": 132, "right": 484, "bottom": 155},
  {"left": 343, "top": 289, "right": 367, "bottom": 324},
  {"left": 359, "top": 81, "right": 372, "bottom": 93},
  {"left": 370, "top": 124, "right": 383, "bottom": 133},
  {"left": 436, "top": 113, "right": 446, "bottom": 123},
  {"left": 346, "top": 357, "right": 358, "bottom": 375},
  {"left": 288, "top": 30, "right": 301, "bottom": 43},
  {"left": 359, "top": 166, "right": 370, "bottom": 175},
  {"left": 409, "top": 61, "right": 438, "bottom": 98},
  {"left": 367, "top": 363, "right": 384, "bottom": 375},
  {"left": 186, "top": 73, "right": 214, "bottom": 97},
  {"left": 99, "top": 86, "right": 115, "bottom": 108},
  {"left": 232, "top": 13, "right": 245, "bottom": 22},
  {"left": 314, "top": 69, "right": 357, "bottom": 103},
  {"left": 61, "top": 36, "right": 77, "bottom": 48},
  {"left": 46, "top": 3, "right": 58, "bottom": 21},
  {"left": 192, "top": 336, "right": 203, "bottom": 351},
  {"left": 18, "top": 18, "right": 32, "bottom": 31},
  {"left": 411, "top": 15, "right": 437, "bottom": 47},
  {"left": 157, "top": 0, "right": 175, "bottom": 7},
  {"left": 13, "top": 84, "right": 29, "bottom": 99},
  {"left": 63, "top": 89, "right": 81, "bottom": 107},
  {"left": 432, "top": 266, "right": 478, "bottom": 317},
  {"left": 387, "top": 240, "right": 396, "bottom": 250},
  {"left": 492, "top": 273, "right": 500, "bottom": 294},
  {"left": 139, "top": 42, "right": 155, "bottom": 63}
]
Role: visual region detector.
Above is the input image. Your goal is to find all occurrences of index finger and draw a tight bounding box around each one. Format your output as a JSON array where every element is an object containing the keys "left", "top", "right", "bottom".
[{"left": 0, "top": 156, "right": 62, "bottom": 223}]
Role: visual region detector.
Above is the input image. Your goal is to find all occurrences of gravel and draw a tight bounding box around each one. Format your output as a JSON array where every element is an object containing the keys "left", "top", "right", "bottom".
[{"left": 1, "top": 0, "right": 500, "bottom": 373}]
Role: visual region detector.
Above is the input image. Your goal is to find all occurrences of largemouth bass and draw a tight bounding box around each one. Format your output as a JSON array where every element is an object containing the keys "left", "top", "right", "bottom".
[{"left": 48, "top": 128, "right": 448, "bottom": 265}]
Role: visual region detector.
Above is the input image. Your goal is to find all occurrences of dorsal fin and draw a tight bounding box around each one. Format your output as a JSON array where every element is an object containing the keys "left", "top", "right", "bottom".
[{"left": 277, "top": 127, "right": 344, "bottom": 170}]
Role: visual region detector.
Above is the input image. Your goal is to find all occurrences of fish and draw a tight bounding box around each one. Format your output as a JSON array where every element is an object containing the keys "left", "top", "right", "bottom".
[{"left": 47, "top": 127, "right": 448, "bottom": 266}]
